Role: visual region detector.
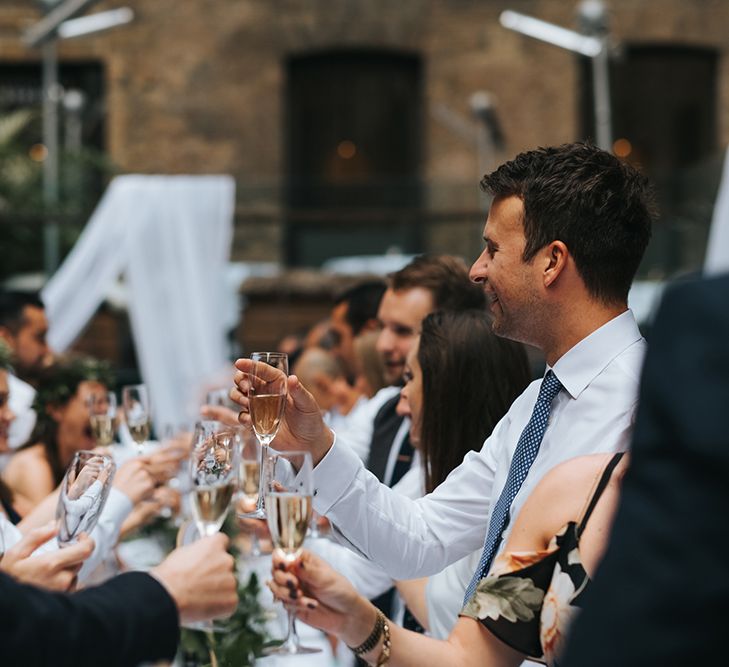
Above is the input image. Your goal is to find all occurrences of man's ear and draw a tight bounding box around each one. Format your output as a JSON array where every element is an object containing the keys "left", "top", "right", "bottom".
[
  {"left": 543, "top": 240, "right": 569, "bottom": 288},
  {"left": 0, "top": 326, "right": 14, "bottom": 347},
  {"left": 359, "top": 318, "right": 381, "bottom": 334}
]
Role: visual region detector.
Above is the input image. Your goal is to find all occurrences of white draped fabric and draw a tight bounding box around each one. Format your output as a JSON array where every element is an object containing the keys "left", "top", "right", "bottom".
[
  {"left": 706, "top": 147, "right": 729, "bottom": 276},
  {"left": 42, "top": 175, "right": 236, "bottom": 431}
]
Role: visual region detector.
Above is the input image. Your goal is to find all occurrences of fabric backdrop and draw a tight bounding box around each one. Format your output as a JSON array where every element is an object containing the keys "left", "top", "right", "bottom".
[{"left": 42, "top": 175, "right": 236, "bottom": 431}]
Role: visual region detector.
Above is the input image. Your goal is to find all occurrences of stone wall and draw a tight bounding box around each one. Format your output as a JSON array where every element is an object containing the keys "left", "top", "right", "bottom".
[{"left": 2, "top": 0, "right": 728, "bottom": 268}]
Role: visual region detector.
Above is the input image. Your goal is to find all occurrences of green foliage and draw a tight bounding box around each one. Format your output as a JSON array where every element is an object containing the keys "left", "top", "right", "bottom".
[
  {"left": 0, "top": 109, "right": 117, "bottom": 280},
  {"left": 178, "top": 572, "right": 268, "bottom": 667}
]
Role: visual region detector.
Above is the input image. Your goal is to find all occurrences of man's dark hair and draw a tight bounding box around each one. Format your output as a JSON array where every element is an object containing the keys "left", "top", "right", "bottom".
[
  {"left": 0, "top": 290, "right": 45, "bottom": 334},
  {"left": 389, "top": 254, "right": 486, "bottom": 311},
  {"left": 481, "top": 142, "right": 657, "bottom": 304},
  {"left": 334, "top": 280, "right": 386, "bottom": 336}
]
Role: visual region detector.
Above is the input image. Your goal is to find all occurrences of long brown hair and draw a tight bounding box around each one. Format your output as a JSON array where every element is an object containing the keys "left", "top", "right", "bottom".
[
  {"left": 418, "top": 310, "right": 531, "bottom": 493},
  {"left": 27, "top": 356, "right": 113, "bottom": 486}
]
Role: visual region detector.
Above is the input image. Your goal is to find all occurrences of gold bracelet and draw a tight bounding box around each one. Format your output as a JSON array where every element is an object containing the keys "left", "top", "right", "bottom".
[
  {"left": 348, "top": 608, "right": 386, "bottom": 656},
  {"left": 374, "top": 615, "right": 391, "bottom": 666}
]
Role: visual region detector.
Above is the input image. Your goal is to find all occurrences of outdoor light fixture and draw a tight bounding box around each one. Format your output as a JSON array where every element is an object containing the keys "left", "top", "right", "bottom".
[
  {"left": 57, "top": 8, "right": 134, "bottom": 40},
  {"left": 499, "top": 1, "right": 612, "bottom": 151},
  {"left": 22, "top": 0, "right": 135, "bottom": 275},
  {"left": 23, "top": 0, "right": 101, "bottom": 47},
  {"left": 499, "top": 10, "right": 602, "bottom": 58}
]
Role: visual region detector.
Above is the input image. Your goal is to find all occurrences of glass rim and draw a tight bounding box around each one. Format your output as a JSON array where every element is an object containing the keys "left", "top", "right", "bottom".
[{"left": 250, "top": 351, "right": 288, "bottom": 360}]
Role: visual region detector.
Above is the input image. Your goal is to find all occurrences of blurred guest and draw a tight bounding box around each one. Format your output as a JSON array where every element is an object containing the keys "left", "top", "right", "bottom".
[
  {"left": 0, "top": 290, "right": 52, "bottom": 460},
  {"left": 293, "top": 347, "right": 364, "bottom": 433},
  {"left": 562, "top": 274, "right": 729, "bottom": 666},
  {"left": 330, "top": 280, "right": 386, "bottom": 381},
  {"left": 352, "top": 331, "right": 387, "bottom": 398},
  {"left": 0, "top": 349, "right": 155, "bottom": 583},
  {"left": 2, "top": 357, "right": 114, "bottom": 515}
]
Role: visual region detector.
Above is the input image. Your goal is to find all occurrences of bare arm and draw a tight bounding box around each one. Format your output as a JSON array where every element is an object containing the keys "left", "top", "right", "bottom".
[
  {"left": 394, "top": 578, "right": 430, "bottom": 630},
  {"left": 269, "top": 549, "right": 524, "bottom": 667}
]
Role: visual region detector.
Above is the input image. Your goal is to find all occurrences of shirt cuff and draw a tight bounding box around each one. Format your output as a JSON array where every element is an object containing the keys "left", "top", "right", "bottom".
[
  {"left": 103, "top": 487, "right": 135, "bottom": 524},
  {"left": 312, "top": 430, "right": 362, "bottom": 515}
]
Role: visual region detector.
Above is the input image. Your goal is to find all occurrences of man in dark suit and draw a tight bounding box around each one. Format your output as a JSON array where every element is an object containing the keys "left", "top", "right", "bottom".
[
  {"left": 562, "top": 273, "right": 729, "bottom": 666},
  {"left": 1, "top": 533, "right": 238, "bottom": 667}
]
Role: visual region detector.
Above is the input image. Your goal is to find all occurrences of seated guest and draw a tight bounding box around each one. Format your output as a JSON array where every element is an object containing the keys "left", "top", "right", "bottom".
[
  {"left": 0, "top": 290, "right": 52, "bottom": 461},
  {"left": 2, "top": 356, "right": 114, "bottom": 515},
  {"left": 270, "top": 450, "right": 627, "bottom": 667},
  {"left": 311, "top": 310, "right": 530, "bottom": 634},
  {"left": 352, "top": 330, "right": 387, "bottom": 399},
  {"left": 294, "top": 347, "right": 366, "bottom": 433}
]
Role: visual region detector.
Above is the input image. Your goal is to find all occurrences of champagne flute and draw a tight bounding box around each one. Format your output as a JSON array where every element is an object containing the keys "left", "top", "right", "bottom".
[
  {"left": 240, "top": 352, "right": 288, "bottom": 519},
  {"left": 57, "top": 450, "right": 116, "bottom": 547},
  {"left": 264, "top": 449, "right": 320, "bottom": 656},
  {"left": 87, "top": 391, "right": 117, "bottom": 448},
  {"left": 237, "top": 426, "right": 263, "bottom": 556},
  {"left": 122, "top": 384, "right": 151, "bottom": 455},
  {"left": 189, "top": 428, "right": 241, "bottom": 537}
]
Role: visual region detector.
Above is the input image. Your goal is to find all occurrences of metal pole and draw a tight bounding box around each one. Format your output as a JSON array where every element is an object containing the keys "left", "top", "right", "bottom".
[
  {"left": 42, "top": 39, "right": 61, "bottom": 276},
  {"left": 591, "top": 42, "right": 612, "bottom": 151}
]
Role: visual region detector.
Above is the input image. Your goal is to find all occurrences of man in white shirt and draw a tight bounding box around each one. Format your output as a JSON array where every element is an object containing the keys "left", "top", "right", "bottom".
[
  {"left": 233, "top": 142, "right": 656, "bottom": 584},
  {"left": 0, "top": 291, "right": 52, "bottom": 459}
]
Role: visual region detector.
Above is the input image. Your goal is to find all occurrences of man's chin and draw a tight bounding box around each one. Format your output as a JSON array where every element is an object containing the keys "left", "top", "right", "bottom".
[{"left": 383, "top": 368, "right": 405, "bottom": 386}]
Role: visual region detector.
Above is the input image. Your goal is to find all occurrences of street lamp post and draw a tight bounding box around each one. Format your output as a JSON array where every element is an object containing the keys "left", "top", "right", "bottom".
[
  {"left": 499, "top": 1, "right": 613, "bottom": 151},
  {"left": 24, "top": 0, "right": 133, "bottom": 277}
]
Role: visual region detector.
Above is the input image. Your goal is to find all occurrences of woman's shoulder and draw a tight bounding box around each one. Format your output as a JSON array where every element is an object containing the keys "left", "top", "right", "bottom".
[
  {"left": 537, "top": 453, "right": 621, "bottom": 496},
  {"left": 3, "top": 444, "right": 55, "bottom": 494}
]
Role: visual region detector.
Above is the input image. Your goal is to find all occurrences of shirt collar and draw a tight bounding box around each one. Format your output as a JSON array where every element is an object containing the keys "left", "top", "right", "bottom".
[{"left": 549, "top": 309, "right": 643, "bottom": 400}]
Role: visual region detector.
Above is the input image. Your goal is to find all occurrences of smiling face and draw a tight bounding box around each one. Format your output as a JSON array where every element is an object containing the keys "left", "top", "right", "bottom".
[
  {"left": 375, "top": 287, "right": 434, "bottom": 385},
  {"left": 469, "top": 195, "right": 543, "bottom": 346},
  {"left": 0, "top": 370, "right": 15, "bottom": 452},
  {"left": 50, "top": 380, "right": 108, "bottom": 454},
  {"left": 399, "top": 338, "right": 423, "bottom": 447}
]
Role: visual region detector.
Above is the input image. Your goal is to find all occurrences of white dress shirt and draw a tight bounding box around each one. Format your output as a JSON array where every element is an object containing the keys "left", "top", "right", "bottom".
[
  {"left": 332, "top": 385, "right": 401, "bottom": 462},
  {"left": 313, "top": 310, "right": 645, "bottom": 579}
]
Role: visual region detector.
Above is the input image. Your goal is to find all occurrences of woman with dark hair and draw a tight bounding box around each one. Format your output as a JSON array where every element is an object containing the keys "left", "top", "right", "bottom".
[
  {"left": 409, "top": 309, "right": 531, "bottom": 497},
  {"left": 2, "top": 357, "right": 113, "bottom": 516},
  {"left": 309, "top": 309, "right": 531, "bottom": 637},
  {"left": 395, "top": 309, "right": 531, "bottom": 637}
]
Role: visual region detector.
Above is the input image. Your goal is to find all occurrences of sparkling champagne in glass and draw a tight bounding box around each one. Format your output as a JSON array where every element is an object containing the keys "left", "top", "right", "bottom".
[
  {"left": 122, "top": 384, "right": 151, "bottom": 455},
  {"left": 264, "top": 449, "right": 320, "bottom": 656},
  {"left": 190, "top": 428, "right": 241, "bottom": 537},
  {"left": 87, "top": 391, "right": 117, "bottom": 447},
  {"left": 56, "top": 451, "right": 116, "bottom": 547},
  {"left": 240, "top": 352, "right": 288, "bottom": 519}
]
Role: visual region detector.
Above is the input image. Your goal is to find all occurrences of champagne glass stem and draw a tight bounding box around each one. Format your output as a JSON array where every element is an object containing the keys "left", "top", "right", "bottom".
[
  {"left": 280, "top": 608, "right": 301, "bottom": 654},
  {"left": 254, "top": 442, "right": 270, "bottom": 515}
]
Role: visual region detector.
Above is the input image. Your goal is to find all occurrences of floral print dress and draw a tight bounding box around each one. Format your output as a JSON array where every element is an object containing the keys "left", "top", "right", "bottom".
[{"left": 461, "top": 452, "right": 624, "bottom": 666}]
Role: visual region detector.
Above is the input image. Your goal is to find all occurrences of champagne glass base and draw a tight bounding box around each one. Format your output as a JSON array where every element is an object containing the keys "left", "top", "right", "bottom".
[{"left": 262, "top": 644, "right": 321, "bottom": 656}]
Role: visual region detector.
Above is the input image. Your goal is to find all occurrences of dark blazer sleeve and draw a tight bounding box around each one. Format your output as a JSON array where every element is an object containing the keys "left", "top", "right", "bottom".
[
  {"left": 562, "top": 275, "right": 729, "bottom": 666},
  {"left": 0, "top": 571, "right": 180, "bottom": 667}
]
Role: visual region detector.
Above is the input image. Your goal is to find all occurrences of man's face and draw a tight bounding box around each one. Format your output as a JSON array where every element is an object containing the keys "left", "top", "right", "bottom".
[
  {"left": 375, "top": 287, "right": 434, "bottom": 385},
  {"left": 469, "top": 195, "right": 542, "bottom": 345},
  {"left": 330, "top": 301, "right": 356, "bottom": 377},
  {"left": 7, "top": 305, "right": 51, "bottom": 378}
]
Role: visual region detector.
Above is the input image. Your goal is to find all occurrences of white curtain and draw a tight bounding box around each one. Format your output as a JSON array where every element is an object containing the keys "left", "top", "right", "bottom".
[
  {"left": 705, "top": 147, "right": 729, "bottom": 276},
  {"left": 42, "top": 175, "right": 236, "bottom": 431}
]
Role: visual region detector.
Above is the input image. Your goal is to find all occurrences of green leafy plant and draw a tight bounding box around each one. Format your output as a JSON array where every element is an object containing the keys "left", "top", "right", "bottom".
[{"left": 179, "top": 572, "right": 269, "bottom": 667}]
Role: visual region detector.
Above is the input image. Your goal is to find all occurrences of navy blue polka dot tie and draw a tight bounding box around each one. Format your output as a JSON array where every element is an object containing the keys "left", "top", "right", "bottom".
[{"left": 463, "top": 370, "right": 563, "bottom": 605}]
